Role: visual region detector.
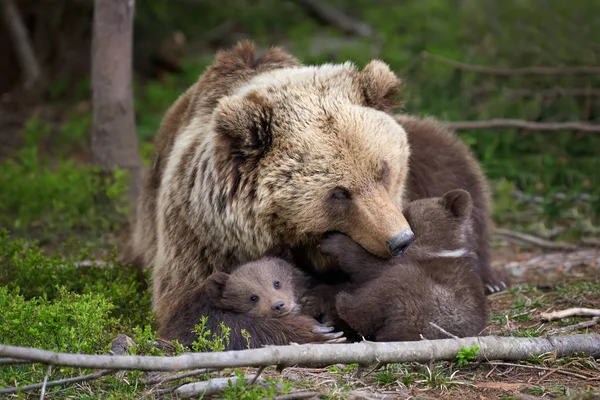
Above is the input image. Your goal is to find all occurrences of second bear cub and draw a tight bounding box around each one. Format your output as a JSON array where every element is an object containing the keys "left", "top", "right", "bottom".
[{"left": 321, "top": 189, "right": 489, "bottom": 341}]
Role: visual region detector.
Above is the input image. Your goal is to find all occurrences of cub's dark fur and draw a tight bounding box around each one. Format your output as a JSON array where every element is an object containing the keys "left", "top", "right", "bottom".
[{"left": 321, "top": 189, "right": 489, "bottom": 341}]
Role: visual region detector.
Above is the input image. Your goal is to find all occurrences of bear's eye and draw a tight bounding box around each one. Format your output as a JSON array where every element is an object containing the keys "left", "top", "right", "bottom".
[
  {"left": 273, "top": 281, "right": 281, "bottom": 289},
  {"left": 330, "top": 186, "right": 352, "bottom": 201},
  {"left": 250, "top": 295, "right": 259, "bottom": 303}
]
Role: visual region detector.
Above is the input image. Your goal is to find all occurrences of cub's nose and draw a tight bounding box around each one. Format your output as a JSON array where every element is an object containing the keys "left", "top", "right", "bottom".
[
  {"left": 271, "top": 301, "right": 286, "bottom": 312},
  {"left": 386, "top": 228, "right": 415, "bottom": 256}
]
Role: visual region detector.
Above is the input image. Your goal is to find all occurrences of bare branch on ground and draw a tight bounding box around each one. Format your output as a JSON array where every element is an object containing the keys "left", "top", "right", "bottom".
[
  {"left": 548, "top": 318, "right": 599, "bottom": 336},
  {"left": 505, "top": 249, "right": 600, "bottom": 273},
  {"left": 0, "top": 334, "right": 135, "bottom": 395},
  {"left": 174, "top": 374, "right": 281, "bottom": 399},
  {"left": 494, "top": 228, "right": 579, "bottom": 251},
  {"left": 540, "top": 308, "right": 600, "bottom": 321},
  {"left": 422, "top": 51, "right": 600, "bottom": 75},
  {"left": 487, "top": 361, "right": 599, "bottom": 381},
  {"left": 444, "top": 119, "right": 600, "bottom": 132},
  {"left": 1, "top": 334, "right": 599, "bottom": 372}
]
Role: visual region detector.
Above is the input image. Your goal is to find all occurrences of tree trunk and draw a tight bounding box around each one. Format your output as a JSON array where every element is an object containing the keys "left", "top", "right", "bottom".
[{"left": 91, "top": 0, "right": 141, "bottom": 209}]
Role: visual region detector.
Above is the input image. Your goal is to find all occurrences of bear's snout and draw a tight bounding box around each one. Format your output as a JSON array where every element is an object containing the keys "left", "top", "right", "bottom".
[
  {"left": 271, "top": 301, "right": 286, "bottom": 313},
  {"left": 386, "top": 228, "right": 415, "bottom": 256}
]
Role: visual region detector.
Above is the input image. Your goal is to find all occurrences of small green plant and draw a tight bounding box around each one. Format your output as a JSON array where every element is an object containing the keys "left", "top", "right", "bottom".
[
  {"left": 190, "top": 316, "right": 232, "bottom": 352},
  {"left": 456, "top": 345, "right": 479, "bottom": 367}
]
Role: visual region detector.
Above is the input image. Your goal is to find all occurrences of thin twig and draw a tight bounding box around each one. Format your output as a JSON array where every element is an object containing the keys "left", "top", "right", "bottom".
[
  {"left": 2, "top": 334, "right": 600, "bottom": 371},
  {"left": 547, "top": 317, "right": 599, "bottom": 335},
  {"left": 0, "top": 334, "right": 134, "bottom": 395},
  {"left": 273, "top": 392, "right": 320, "bottom": 400},
  {"left": 143, "top": 368, "right": 214, "bottom": 385},
  {"left": 422, "top": 51, "right": 600, "bottom": 75},
  {"left": 0, "top": 357, "right": 31, "bottom": 365},
  {"left": 291, "top": 0, "right": 375, "bottom": 38},
  {"left": 429, "top": 322, "right": 459, "bottom": 339},
  {"left": 444, "top": 119, "right": 600, "bottom": 133},
  {"left": 494, "top": 228, "right": 579, "bottom": 251},
  {"left": 487, "top": 361, "right": 597, "bottom": 381},
  {"left": 0, "top": 369, "right": 114, "bottom": 395},
  {"left": 39, "top": 366, "right": 51, "bottom": 400},
  {"left": 540, "top": 308, "right": 600, "bottom": 321},
  {"left": 249, "top": 366, "right": 266, "bottom": 385}
]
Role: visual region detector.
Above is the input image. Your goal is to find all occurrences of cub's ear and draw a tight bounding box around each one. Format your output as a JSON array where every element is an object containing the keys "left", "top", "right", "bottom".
[
  {"left": 204, "top": 272, "right": 230, "bottom": 304},
  {"left": 358, "top": 60, "right": 403, "bottom": 112},
  {"left": 441, "top": 189, "right": 473, "bottom": 221},
  {"left": 213, "top": 91, "right": 273, "bottom": 162},
  {"left": 263, "top": 245, "right": 295, "bottom": 264}
]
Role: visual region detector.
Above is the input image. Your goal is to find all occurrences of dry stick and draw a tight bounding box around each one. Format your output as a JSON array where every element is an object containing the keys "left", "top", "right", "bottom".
[
  {"left": 548, "top": 318, "right": 600, "bottom": 336},
  {"left": 2, "top": 334, "right": 600, "bottom": 372},
  {"left": 0, "top": 334, "right": 134, "bottom": 395},
  {"left": 273, "top": 392, "right": 320, "bottom": 400},
  {"left": 143, "top": 368, "right": 215, "bottom": 385},
  {"left": 0, "top": 358, "right": 30, "bottom": 365},
  {"left": 429, "top": 322, "right": 459, "bottom": 339},
  {"left": 290, "top": 0, "right": 374, "bottom": 38},
  {"left": 39, "top": 366, "right": 51, "bottom": 400},
  {"left": 540, "top": 308, "right": 600, "bottom": 321},
  {"left": 0, "top": 0, "right": 42, "bottom": 88},
  {"left": 174, "top": 374, "right": 279, "bottom": 399},
  {"left": 421, "top": 51, "right": 600, "bottom": 75},
  {"left": 494, "top": 228, "right": 579, "bottom": 251},
  {"left": 487, "top": 361, "right": 596, "bottom": 381},
  {"left": 444, "top": 119, "right": 600, "bottom": 133}
]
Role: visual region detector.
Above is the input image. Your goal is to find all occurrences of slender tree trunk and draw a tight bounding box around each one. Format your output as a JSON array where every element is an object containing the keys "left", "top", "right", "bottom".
[
  {"left": 91, "top": 0, "right": 141, "bottom": 209},
  {"left": 0, "top": 0, "right": 42, "bottom": 89}
]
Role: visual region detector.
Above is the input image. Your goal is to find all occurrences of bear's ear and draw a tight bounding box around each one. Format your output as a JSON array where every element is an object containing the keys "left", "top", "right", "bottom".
[
  {"left": 358, "top": 60, "right": 403, "bottom": 112},
  {"left": 213, "top": 91, "right": 274, "bottom": 162},
  {"left": 441, "top": 189, "right": 473, "bottom": 221},
  {"left": 204, "top": 272, "right": 230, "bottom": 304}
]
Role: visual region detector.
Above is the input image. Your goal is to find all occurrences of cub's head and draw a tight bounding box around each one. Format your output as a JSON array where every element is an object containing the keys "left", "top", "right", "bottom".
[
  {"left": 403, "top": 189, "right": 474, "bottom": 258},
  {"left": 204, "top": 257, "right": 299, "bottom": 318},
  {"left": 211, "top": 43, "right": 414, "bottom": 259}
]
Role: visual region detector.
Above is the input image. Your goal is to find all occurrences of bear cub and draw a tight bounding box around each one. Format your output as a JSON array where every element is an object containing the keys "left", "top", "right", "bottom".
[
  {"left": 204, "top": 256, "right": 306, "bottom": 318},
  {"left": 320, "top": 189, "right": 489, "bottom": 341}
]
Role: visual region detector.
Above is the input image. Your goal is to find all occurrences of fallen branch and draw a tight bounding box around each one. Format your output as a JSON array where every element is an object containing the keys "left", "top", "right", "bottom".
[
  {"left": 291, "top": 0, "right": 374, "bottom": 38},
  {"left": 548, "top": 318, "right": 599, "bottom": 335},
  {"left": 444, "top": 119, "right": 600, "bottom": 133},
  {"left": 1, "top": 334, "right": 599, "bottom": 372},
  {"left": 422, "top": 51, "right": 600, "bottom": 76},
  {"left": 0, "top": 334, "right": 134, "bottom": 395},
  {"left": 0, "top": 0, "right": 42, "bottom": 88},
  {"left": 143, "top": 368, "right": 214, "bottom": 385},
  {"left": 540, "top": 308, "right": 600, "bottom": 321},
  {"left": 174, "top": 374, "right": 281, "bottom": 399},
  {"left": 487, "top": 361, "right": 597, "bottom": 381},
  {"left": 274, "top": 392, "right": 320, "bottom": 400},
  {"left": 0, "top": 358, "right": 30, "bottom": 365},
  {"left": 494, "top": 228, "right": 579, "bottom": 251},
  {"left": 504, "top": 249, "right": 600, "bottom": 273}
]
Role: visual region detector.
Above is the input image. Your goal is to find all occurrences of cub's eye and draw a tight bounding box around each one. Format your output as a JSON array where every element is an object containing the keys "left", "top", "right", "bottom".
[
  {"left": 273, "top": 281, "right": 281, "bottom": 289},
  {"left": 330, "top": 186, "right": 352, "bottom": 201},
  {"left": 250, "top": 295, "right": 259, "bottom": 303}
]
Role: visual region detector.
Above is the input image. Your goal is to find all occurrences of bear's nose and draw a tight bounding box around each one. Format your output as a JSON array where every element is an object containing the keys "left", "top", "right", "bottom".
[
  {"left": 386, "top": 228, "right": 415, "bottom": 256},
  {"left": 271, "top": 301, "right": 286, "bottom": 312}
]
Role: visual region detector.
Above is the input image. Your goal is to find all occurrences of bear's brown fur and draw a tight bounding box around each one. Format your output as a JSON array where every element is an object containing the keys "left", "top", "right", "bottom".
[
  {"left": 126, "top": 41, "right": 504, "bottom": 349},
  {"left": 320, "top": 189, "right": 489, "bottom": 341}
]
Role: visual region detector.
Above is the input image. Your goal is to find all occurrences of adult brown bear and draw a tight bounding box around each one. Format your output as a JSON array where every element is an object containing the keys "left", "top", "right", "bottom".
[{"left": 125, "top": 41, "right": 505, "bottom": 349}]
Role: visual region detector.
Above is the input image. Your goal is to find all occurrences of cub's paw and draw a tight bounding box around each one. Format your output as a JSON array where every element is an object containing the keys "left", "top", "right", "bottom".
[
  {"left": 319, "top": 232, "right": 364, "bottom": 260},
  {"left": 312, "top": 324, "right": 346, "bottom": 343},
  {"left": 483, "top": 269, "right": 511, "bottom": 295},
  {"left": 291, "top": 315, "right": 346, "bottom": 344}
]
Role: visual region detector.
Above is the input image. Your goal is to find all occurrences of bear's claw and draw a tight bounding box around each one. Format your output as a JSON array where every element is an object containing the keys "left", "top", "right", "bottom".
[{"left": 312, "top": 325, "right": 335, "bottom": 334}]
